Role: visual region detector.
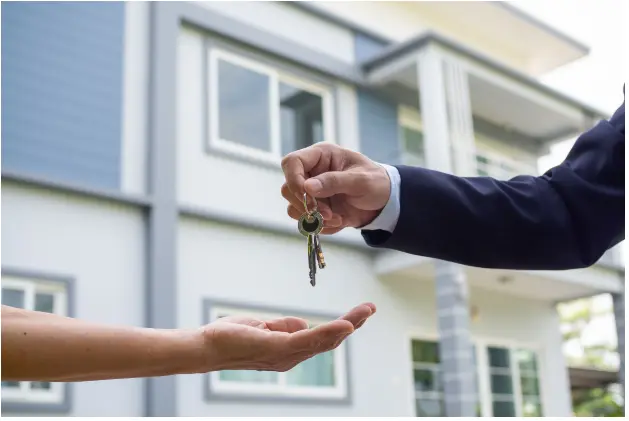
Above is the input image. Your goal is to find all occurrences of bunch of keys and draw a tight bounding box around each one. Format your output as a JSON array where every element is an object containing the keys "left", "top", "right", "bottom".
[{"left": 298, "top": 193, "right": 326, "bottom": 286}]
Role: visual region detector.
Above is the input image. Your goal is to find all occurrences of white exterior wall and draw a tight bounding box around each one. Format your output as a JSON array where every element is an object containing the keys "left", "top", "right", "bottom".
[
  {"left": 196, "top": 1, "right": 355, "bottom": 64},
  {"left": 1, "top": 183, "right": 146, "bottom": 417},
  {"left": 176, "top": 218, "right": 571, "bottom": 416},
  {"left": 175, "top": 26, "right": 364, "bottom": 247}
]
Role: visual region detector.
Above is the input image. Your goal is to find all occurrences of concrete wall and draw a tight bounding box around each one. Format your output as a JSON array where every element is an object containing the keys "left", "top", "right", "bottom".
[
  {"left": 175, "top": 217, "right": 571, "bottom": 416},
  {"left": 1, "top": 182, "right": 146, "bottom": 416}
]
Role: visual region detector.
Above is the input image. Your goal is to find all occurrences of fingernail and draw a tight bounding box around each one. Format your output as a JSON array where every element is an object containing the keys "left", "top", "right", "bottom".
[{"left": 306, "top": 179, "right": 323, "bottom": 194}]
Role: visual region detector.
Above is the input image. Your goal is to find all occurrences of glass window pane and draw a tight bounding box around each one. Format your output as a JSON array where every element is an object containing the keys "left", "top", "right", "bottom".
[
  {"left": 413, "top": 368, "right": 441, "bottom": 392},
  {"left": 217, "top": 59, "right": 271, "bottom": 151},
  {"left": 279, "top": 82, "right": 323, "bottom": 155},
  {"left": 490, "top": 373, "right": 513, "bottom": 394},
  {"left": 403, "top": 127, "right": 424, "bottom": 156},
  {"left": 35, "top": 293, "right": 55, "bottom": 313},
  {"left": 493, "top": 400, "right": 516, "bottom": 417},
  {"left": 219, "top": 370, "right": 278, "bottom": 384},
  {"left": 488, "top": 347, "right": 510, "bottom": 368},
  {"left": 2, "top": 288, "right": 25, "bottom": 308},
  {"left": 522, "top": 397, "right": 542, "bottom": 417},
  {"left": 515, "top": 349, "right": 538, "bottom": 372},
  {"left": 520, "top": 375, "right": 540, "bottom": 396},
  {"left": 415, "top": 398, "right": 444, "bottom": 417},
  {"left": 286, "top": 351, "right": 335, "bottom": 387},
  {"left": 31, "top": 381, "right": 51, "bottom": 390},
  {"left": 412, "top": 340, "right": 440, "bottom": 363},
  {"left": 1, "top": 381, "right": 20, "bottom": 389}
]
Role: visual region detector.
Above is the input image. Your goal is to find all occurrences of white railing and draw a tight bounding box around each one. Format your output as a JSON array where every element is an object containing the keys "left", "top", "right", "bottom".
[{"left": 472, "top": 149, "right": 538, "bottom": 180}]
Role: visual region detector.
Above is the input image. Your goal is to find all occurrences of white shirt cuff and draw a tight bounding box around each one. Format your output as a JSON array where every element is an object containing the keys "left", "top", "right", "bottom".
[{"left": 360, "top": 163, "right": 401, "bottom": 233}]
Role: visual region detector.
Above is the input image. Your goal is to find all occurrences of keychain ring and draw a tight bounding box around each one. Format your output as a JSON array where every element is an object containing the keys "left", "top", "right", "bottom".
[{"left": 303, "top": 192, "right": 318, "bottom": 214}]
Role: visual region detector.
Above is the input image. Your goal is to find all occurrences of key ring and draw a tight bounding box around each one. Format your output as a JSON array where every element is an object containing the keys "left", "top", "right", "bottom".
[{"left": 303, "top": 192, "right": 318, "bottom": 215}]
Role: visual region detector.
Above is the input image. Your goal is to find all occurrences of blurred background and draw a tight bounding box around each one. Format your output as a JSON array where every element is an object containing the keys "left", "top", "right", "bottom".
[{"left": 1, "top": 0, "right": 625, "bottom": 417}]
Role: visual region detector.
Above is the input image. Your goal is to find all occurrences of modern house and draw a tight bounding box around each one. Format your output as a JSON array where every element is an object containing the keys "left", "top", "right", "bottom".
[{"left": 1, "top": 1, "right": 624, "bottom": 417}]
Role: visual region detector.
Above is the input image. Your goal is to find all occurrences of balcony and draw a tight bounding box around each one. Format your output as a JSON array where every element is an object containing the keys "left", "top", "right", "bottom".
[{"left": 473, "top": 148, "right": 538, "bottom": 179}]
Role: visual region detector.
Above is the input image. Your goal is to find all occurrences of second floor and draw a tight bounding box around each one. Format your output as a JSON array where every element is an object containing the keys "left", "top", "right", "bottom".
[{"left": 2, "top": 1, "right": 622, "bottom": 269}]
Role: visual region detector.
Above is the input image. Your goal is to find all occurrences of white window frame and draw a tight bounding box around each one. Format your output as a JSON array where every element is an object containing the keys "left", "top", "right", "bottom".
[
  {"left": 407, "top": 331, "right": 544, "bottom": 417},
  {"left": 208, "top": 47, "right": 336, "bottom": 166},
  {"left": 207, "top": 305, "right": 348, "bottom": 400},
  {"left": 475, "top": 337, "right": 544, "bottom": 417},
  {"left": 1, "top": 276, "right": 67, "bottom": 405}
]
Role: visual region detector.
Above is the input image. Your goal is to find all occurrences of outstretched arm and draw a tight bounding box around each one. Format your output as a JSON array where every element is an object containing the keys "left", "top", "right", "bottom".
[
  {"left": 1, "top": 303, "right": 375, "bottom": 381},
  {"left": 362, "top": 101, "right": 625, "bottom": 270}
]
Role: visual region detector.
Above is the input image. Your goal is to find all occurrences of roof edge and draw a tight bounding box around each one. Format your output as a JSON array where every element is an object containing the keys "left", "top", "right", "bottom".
[
  {"left": 496, "top": 2, "right": 590, "bottom": 55},
  {"left": 361, "top": 31, "right": 612, "bottom": 120}
]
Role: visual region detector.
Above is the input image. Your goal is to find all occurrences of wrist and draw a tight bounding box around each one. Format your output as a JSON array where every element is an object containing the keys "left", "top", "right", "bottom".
[{"left": 155, "top": 328, "right": 208, "bottom": 375}]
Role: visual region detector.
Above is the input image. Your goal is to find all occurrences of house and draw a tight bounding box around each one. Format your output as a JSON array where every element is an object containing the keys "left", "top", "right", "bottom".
[{"left": 1, "top": 1, "right": 624, "bottom": 417}]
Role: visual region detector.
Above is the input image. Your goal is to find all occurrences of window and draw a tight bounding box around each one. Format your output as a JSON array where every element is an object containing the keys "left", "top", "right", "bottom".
[
  {"left": 207, "top": 304, "right": 348, "bottom": 401},
  {"left": 410, "top": 339, "right": 482, "bottom": 417},
  {"left": 399, "top": 107, "right": 425, "bottom": 167},
  {"left": 482, "top": 344, "right": 543, "bottom": 417},
  {"left": 208, "top": 48, "right": 335, "bottom": 164},
  {"left": 1, "top": 274, "right": 68, "bottom": 405},
  {"left": 411, "top": 340, "right": 444, "bottom": 417},
  {"left": 410, "top": 338, "right": 543, "bottom": 417}
]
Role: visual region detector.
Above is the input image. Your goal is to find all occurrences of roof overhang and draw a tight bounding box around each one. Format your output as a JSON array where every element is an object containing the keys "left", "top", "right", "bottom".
[
  {"left": 362, "top": 32, "right": 610, "bottom": 149},
  {"left": 569, "top": 367, "right": 620, "bottom": 390},
  {"left": 402, "top": 1, "right": 590, "bottom": 76},
  {"left": 293, "top": 1, "right": 590, "bottom": 76}
]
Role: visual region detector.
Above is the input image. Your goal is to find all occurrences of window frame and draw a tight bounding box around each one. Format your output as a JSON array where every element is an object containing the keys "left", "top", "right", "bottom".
[
  {"left": 1, "top": 269, "right": 73, "bottom": 412},
  {"left": 207, "top": 46, "right": 337, "bottom": 166},
  {"left": 204, "top": 300, "right": 350, "bottom": 403},
  {"left": 408, "top": 332, "right": 544, "bottom": 417}
]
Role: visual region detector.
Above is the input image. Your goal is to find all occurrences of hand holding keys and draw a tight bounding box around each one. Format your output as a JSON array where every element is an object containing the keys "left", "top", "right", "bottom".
[{"left": 298, "top": 193, "right": 326, "bottom": 286}]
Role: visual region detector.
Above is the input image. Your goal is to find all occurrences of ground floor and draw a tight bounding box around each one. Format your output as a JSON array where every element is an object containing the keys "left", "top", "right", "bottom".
[{"left": 2, "top": 182, "right": 573, "bottom": 416}]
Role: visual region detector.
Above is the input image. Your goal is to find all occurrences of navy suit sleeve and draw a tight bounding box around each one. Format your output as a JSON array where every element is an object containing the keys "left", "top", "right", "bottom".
[{"left": 362, "top": 100, "right": 625, "bottom": 270}]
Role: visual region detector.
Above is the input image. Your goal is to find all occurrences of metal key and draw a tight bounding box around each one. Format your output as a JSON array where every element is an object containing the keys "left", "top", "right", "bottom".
[
  {"left": 314, "top": 233, "right": 326, "bottom": 269},
  {"left": 308, "top": 234, "right": 317, "bottom": 286},
  {"left": 298, "top": 193, "right": 325, "bottom": 286}
]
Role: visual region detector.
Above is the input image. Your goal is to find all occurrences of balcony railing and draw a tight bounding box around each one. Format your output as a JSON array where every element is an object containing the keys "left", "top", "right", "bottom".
[{"left": 473, "top": 149, "right": 538, "bottom": 180}]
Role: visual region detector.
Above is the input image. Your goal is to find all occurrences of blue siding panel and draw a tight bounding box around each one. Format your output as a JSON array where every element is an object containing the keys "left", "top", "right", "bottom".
[
  {"left": 353, "top": 32, "right": 388, "bottom": 63},
  {"left": 357, "top": 89, "right": 401, "bottom": 165},
  {"left": 2, "top": 2, "right": 125, "bottom": 189}
]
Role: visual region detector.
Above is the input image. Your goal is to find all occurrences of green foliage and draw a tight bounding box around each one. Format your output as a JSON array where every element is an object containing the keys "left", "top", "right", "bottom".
[{"left": 572, "top": 387, "right": 624, "bottom": 417}]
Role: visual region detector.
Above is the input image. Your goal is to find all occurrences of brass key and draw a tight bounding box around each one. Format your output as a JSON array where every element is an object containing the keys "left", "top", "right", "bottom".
[{"left": 298, "top": 193, "right": 326, "bottom": 286}]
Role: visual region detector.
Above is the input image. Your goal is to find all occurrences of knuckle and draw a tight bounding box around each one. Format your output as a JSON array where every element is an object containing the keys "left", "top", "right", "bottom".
[{"left": 280, "top": 153, "right": 293, "bottom": 169}]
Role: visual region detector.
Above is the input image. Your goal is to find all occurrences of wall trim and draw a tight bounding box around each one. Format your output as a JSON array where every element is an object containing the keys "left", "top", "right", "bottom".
[
  {"left": 2, "top": 171, "right": 152, "bottom": 208},
  {"left": 201, "top": 298, "right": 353, "bottom": 405},
  {"left": 179, "top": 205, "right": 372, "bottom": 252},
  {"left": 1, "top": 267, "right": 76, "bottom": 414},
  {"left": 144, "top": 1, "right": 180, "bottom": 417},
  {"left": 176, "top": 1, "right": 362, "bottom": 85}
]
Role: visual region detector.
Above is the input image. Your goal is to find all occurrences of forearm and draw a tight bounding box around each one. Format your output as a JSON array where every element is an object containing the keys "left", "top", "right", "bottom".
[{"left": 1, "top": 306, "right": 205, "bottom": 382}]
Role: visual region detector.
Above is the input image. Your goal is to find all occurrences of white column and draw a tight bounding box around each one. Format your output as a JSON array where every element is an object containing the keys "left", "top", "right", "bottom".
[
  {"left": 417, "top": 46, "right": 452, "bottom": 173},
  {"left": 417, "top": 46, "right": 476, "bottom": 417},
  {"left": 444, "top": 60, "right": 477, "bottom": 176},
  {"left": 417, "top": 47, "right": 476, "bottom": 176}
]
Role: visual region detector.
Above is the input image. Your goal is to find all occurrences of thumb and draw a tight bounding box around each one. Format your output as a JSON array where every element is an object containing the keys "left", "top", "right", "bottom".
[{"left": 304, "top": 171, "right": 368, "bottom": 198}]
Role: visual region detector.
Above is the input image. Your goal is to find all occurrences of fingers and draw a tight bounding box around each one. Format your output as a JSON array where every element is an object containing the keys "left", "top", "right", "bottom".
[
  {"left": 282, "top": 183, "right": 335, "bottom": 220},
  {"left": 281, "top": 146, "right": 325, "bottom": 198},
  {"left": 338, "top": 302, "right": 376, "bottom": 328},
  {"left": 287, "top": 319, "right": 354, "bottom": 352},
  {"left": 305, "top": 171, "right": 370, "bottom": 199},
  {"left": 265, "top": 316, "right": 309, "bottom": 333}
]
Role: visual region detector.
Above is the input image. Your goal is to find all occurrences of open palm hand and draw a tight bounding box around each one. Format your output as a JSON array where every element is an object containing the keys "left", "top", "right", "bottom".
[{"left": 200, "top": 302, "right": 376, "bottom": 372}]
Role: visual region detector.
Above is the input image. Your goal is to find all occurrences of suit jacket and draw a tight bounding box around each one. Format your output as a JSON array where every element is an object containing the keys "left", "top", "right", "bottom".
[{"left": 362, "top": 97, "right": 625, "bottom": 271}]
